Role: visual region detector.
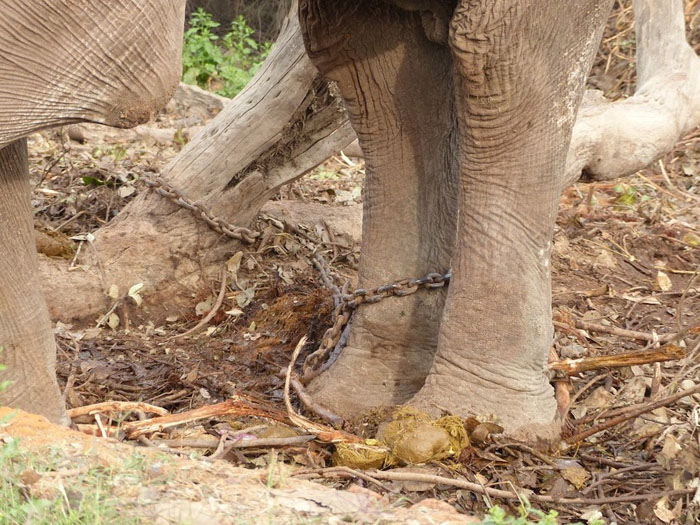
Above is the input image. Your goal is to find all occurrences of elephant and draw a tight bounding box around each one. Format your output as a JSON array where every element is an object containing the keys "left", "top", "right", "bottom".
[
  {"left": 298, "top": 0, "right": 615, "bottom": 443},
  {"left": 0, "top": 0, "right": 185, "bottom": 425},
  {"left": 0, "top": 0, "right": 625, "bottom": 445}
]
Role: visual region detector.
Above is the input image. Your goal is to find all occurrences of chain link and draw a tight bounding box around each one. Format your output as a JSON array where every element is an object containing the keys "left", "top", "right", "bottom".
[
  {"left": 143, "top": 176, "right": 261, "bottom": 244},
  {"left": 301, "top": 268, "right": 452, "bottom": 383},
  {"left": 144, "top": 175, "right": 450, "bottom": 380}
]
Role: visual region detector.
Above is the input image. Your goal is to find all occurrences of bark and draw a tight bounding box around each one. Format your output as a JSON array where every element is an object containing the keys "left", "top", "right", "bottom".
[{"left": 40, "top": 0, "right": 700, "bottom": 324}]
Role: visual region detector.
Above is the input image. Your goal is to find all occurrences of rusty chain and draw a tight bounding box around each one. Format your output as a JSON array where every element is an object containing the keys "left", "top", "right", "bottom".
[
  {"left": 301, "top": 266, "right": 452, "bottom": 383},
  {"left": 143, "top": 176, "right": 261, "bottom": 244},
  {"left": 144, "top": 174, "right": 451, "bottom": 378}
]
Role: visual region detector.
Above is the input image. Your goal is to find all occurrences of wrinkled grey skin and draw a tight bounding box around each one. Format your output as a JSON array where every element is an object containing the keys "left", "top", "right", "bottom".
[
  {"left": 0, "top": 0, "right": 185, "bottom": 424},
  {"left": 300, "top": 0, "right": 614, "bottom": 442}
]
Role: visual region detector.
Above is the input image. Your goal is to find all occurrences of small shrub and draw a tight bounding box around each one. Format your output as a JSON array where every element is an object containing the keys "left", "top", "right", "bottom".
[
  {"left": 182, "top": 9, "right": 271, "bottom": 98},
  {"left": 481, "top": 501, "right": 605, "bottom": 525}
]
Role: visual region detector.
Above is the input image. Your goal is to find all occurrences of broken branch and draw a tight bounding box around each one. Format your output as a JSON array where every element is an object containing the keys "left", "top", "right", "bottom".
[
  {"left": 67, "top": 401, "right": 168, "bottom": 419},
  {"left": 549, "top": 345, "right": 686, "bottom": 375}
]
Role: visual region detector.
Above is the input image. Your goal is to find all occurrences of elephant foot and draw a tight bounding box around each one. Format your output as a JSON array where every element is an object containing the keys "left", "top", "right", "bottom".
[
  {"left": 2, "top": 377, "right": 69, "bottom": 427},
  {"left": 408, "top": 366, "right": 560, "bottom": 446},
  {"left": 307, "top": 293, "right": 440, "bottom": 417}
]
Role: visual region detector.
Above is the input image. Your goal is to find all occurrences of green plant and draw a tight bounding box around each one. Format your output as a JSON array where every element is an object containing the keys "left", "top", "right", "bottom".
[
  {"left": 182, "top": 9, "right": 271, "bottom": 98},
  {"left": 614, "top": 183, "right": 649, "bottom": 207},
  {"left": 481, "top": 501, "right": 605, "bottom": 525},
  {"left": 0, "top": 439, "right": 135, "bottom": 524}
]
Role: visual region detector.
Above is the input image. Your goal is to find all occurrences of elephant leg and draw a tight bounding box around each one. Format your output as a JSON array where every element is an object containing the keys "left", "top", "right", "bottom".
[
  {"left": 412, "top": 0, "right": 613, "bottom": 440},
  {"left": 0, "top": 140, "right": 67, "bottom": 425},
  {"left": 299, "top": 1, "right": 458, "bottom": 413}
]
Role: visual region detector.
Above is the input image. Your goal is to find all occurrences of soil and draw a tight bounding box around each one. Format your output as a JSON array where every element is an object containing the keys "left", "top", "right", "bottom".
[{"left": 5, "top": 2, "right": 700, "bottom": 523}]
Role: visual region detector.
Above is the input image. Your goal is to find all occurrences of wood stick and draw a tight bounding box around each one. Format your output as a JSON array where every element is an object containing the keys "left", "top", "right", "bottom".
[
  {"left": 122, "top": 398, "right": 289, "bottom": 439},
  {"left": 284, "top": 337, "right": 360, "bottom": 444},
  {"left": 291, "top": 376, "right": 343, "bottom": 427},
  {"left": 74, "top": 423, "right": 121, "bottom": 438},
  {"left": 293, "top": 468, "right": 693, "bottom": 505},
  {"left": 571, "top": 319, "right": 679, "bottom": 343},
  {"left": 549, "top": 345, "right": 686, "bottom": 375},
  {"left": 567, "top": 384, "right": 700, "bottom": 443},
  {"left": 67, "top": 401, "right": 168, "bottom": 419}
]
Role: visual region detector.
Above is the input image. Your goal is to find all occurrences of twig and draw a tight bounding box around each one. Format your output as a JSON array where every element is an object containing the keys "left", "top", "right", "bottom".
[
  {"left": 553, "top": 321, "right": 592, "bottom": 349},
  {"left": 67, "top": 401, "right": 168, "bottom": 419},
  {"left": 284, "top": 337, "right": 360, "bottom": 443},
  {"left": 549, "top": 347, "right": 571, "bottom": 419},
  {"left": 582, "top": 463, "right": 662, "bottom": 495},
  {"left": 171, "top": 266, "right": 227, "bottom": 339},
  {"left": 294, "top": 466, "right": 399, "bottom": 493},
  {"left": 491, "top": 439, "right": 558, "bottom": 468},
  {"left": 569, "top": 373, "right": 606, "bottom": 406},
  {"left": 62, "top": 373, "right": 75, "bottom": 405},
  {"left": 206, "top": 433, "right": 229, "bottom": 461},
  {"left": 122, "top": 397, "right": 289, "bottom": 439},
  {"left": 95, "top": 298, "right": 123, "bottom": 329},
  {"left": 222, "top": 435, "right": 315, "bottom": 449},
  {"left": 567, "top": 384, "right": 700, "bottom": 443},
  {"left": 74, "top": 423, "right": 121, "bottom": 438},
  {"left": 292, "top": 468, "right": 693, "bottom": 505},
  {"left": 570, "top": 319, "right": 679, "bottom": 343},
  {"left": 150, "top": 434, "right": 315, "bottom": 450},
  {"left": 291, "top": 377, "right": 343, "bottom": 427},
  {"left": 137, "top": 435, "right": 191, "bottom": 456},
  {"left": 549, "top": 345, "right": 686, "bottom": 375},
  {"left": 578, "top": 453, "right": 639, "bottom": 469},
  {"left": 94, "top": 414, "right": 107, "bottom": 437}
]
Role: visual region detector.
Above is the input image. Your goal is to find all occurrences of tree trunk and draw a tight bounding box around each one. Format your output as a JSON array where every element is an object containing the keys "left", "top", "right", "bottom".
[
  {"left": 564, "top": 0, "right": 700, "bottom": 185},
  {"left": 41, "top": 0, "right": 355, "bottom": 323},
  {"left": 40, "top": 0, "right": 700, "bottom": 324}
]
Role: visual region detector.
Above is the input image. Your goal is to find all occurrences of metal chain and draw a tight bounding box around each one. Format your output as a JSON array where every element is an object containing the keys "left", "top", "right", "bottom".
[
  {"left": 301, "top": 268, "right": 452, "bottom": 383},
  {"left": 143, "top": 175, "right": 451, "bottom": 380},
  {"left": 143, "top": 176, "right": 261, "bottom": 244}
]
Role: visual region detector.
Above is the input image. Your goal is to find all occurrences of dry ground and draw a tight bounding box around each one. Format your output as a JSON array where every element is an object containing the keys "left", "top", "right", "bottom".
[{"left": 3, "top": 2, "right": 700, "bottom": 524}]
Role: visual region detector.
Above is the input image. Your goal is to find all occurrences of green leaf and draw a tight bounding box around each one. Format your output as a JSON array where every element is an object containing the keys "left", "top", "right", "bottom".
[{"left": 82, "top": 176, "right": 105, "bottom": 187}]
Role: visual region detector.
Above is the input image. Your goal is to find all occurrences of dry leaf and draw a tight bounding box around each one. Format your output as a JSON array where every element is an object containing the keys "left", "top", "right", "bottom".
[
  {"left": 118, "top": 185, "right": 136, "bottom": 198},
  {"left": 236, "top": 287, "right": 256, "bottom": 308},
  {"left": 107, "top": 313, "right": 120, "bottom": 330},
  {"left": 561, "top": 465, "right": 590, "bottom": 489},
  {"left": 683, "top": 232, "right": 700, "bottom": 246},
  {"left": 656, "top": 271, "right": 672, "bottom": 291},
  {"left": 582, "top": 387, "right": 614, "bottom": 409},
  {"left": 195, "top": 296, "right": 215, "bottom": 316},
  {"left": 657, "top": 434, "right": 682, "bottom": 469},
  {"left": 128, "top": 282, "right": 144, "bottom": 306},
  {"left": 227, "top": 251, "right": 243, "bottom": 279},
  {"left": 108, "top": 284, "right": 119, "bottom": 300},
  {"left": 654, "top": 496, "right": 682, "bottom": 523}
]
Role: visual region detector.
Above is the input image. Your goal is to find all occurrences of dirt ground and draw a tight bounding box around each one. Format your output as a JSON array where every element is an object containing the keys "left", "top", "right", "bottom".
[{"left": 4, "top": 2, "right": 700, "bottom": 524}]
